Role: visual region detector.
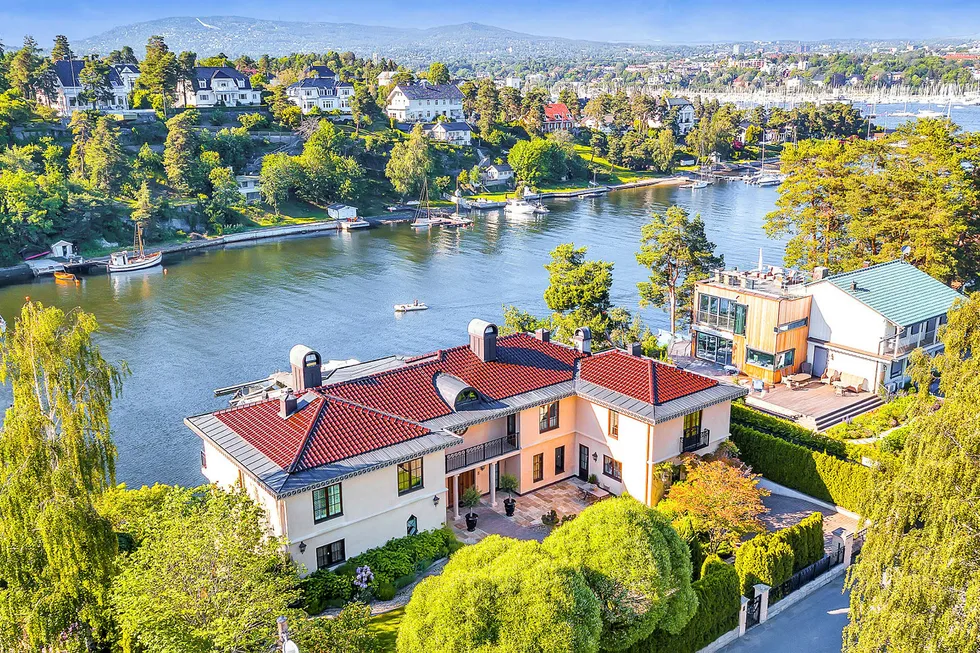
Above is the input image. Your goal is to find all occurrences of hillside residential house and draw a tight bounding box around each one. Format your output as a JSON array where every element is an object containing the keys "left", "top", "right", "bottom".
[
  {"left": 692, "top": 260, "right": 962, "bottom": 393},
  {"left": 185, "top": 320, "right": 746, "bottom": 574},
  {"left": 377, "top": 71, "right": 396, "bottom": 87},
  {"left": 692, "top": 267, "right": 812, "bottom": 385},
  {"left": 286, "top": 67, "right": 354, "bottom": 115},
  {"left": 385, "top": 81, "right": 464, "bottom": 122},
  {"left": 176, "top": 67, "right": 262, "bottom": 108},
  {"left": 38, "top": 60, "right": 139, "bottom": 116},
  {"left": 805, "top": 261, "right": 962, "bottom": 392},
  {"left": 543, "top": 103, "right": 574, "bottom": 132},
  {"left": 667, "top": 97, "right": 696, "bottom": 134},
  {"left": 425, "top": 121, "right": 472, "bottom": 145},
  {"left": 235, "top": 175, "right": 262, "bottom": 203},
  {"left": 483, "top": 163, "right": 514, "bottom": 185}
]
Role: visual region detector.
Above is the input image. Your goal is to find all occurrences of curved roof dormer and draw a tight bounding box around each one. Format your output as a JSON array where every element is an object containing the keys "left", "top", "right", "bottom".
[{"left": 433, "top": 372, "right": 480, "bottom": 411}]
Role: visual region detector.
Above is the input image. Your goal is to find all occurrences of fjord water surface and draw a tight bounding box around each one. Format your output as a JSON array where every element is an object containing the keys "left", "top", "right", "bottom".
[{"left": 0, "top": 181, "right": 785, "bottom": 487}]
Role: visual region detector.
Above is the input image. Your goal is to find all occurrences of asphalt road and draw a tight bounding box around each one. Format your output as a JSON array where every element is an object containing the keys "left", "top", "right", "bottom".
[{"left": 720, "top": 573, "right": 850, "bottom": 653}]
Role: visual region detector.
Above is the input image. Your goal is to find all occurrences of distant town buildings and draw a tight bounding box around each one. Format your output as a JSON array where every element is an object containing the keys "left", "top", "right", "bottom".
[
  {"left": 176, "top": 66, "right": 262, "bottom": 108},
  {"left": 385, "top": 80, "right": 464, "bottom": 122}
]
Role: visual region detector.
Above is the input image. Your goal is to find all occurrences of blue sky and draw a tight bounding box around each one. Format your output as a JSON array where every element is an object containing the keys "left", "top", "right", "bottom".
[{"left": 2, "top": 0, "right": 980, "bottom": 46}]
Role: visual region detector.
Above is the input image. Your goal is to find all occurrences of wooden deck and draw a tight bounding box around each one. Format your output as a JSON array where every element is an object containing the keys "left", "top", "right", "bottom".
[{"left": 746, "top": 381, "right": 871, "bottom": 420}]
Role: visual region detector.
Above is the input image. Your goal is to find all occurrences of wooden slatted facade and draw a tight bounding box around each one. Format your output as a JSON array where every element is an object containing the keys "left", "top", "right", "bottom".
[{"left": 691, "top": 272, "right": 812, "bottom": 385}]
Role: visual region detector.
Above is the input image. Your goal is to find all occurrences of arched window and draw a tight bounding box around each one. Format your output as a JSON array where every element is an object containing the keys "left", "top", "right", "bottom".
[{"left": 407, "top": 515, "right": 418, "bottom": 536}]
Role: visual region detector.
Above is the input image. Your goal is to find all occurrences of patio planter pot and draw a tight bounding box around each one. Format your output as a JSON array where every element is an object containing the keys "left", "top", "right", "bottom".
[
  {"left": 504, "top": 498, "right": 516, "bottom": 516},
  {"left": 465, "top": 512, "right": 479, "bottom": 531}
]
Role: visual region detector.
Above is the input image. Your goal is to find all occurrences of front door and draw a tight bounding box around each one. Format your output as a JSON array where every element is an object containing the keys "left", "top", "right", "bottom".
[
  {"left": 447, "top": 469, "right": 477, "bottom": 508},
  {"left": 578, "top": 444, "right": 590, "bottom": 481},
  {"left": 812, "top": 346, "right": 829, "bottom": 377}
]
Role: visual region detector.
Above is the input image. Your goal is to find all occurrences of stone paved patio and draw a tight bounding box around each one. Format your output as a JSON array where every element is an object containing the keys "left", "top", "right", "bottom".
[
  {"left": 761, "top": 494, "right": 859, "bottom": 554},
  {"left": 448, "top": 478, "right": 598, "bottom": 544}
]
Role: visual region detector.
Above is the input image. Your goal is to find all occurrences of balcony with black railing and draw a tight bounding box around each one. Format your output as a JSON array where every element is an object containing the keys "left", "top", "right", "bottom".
[
  {"left": 446, "top": 434, "right": 519, "bottom": 473},
  {"left": 680, "top": 427, "right": 710, "bottom": 453}
]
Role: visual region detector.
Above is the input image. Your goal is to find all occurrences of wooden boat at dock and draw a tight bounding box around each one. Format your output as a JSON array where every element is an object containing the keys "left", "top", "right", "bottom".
[
  {"left": 340, "top": 217, "right": 370, "bottom": 230},
  {"left": 109, "top": 223, "right": 162, "bottom": 273}
]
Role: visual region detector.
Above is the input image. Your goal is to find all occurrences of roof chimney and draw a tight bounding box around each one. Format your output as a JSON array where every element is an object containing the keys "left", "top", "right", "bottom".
[
  {"left": 812, "top": 266, "right": 829, "bottom": 281},
  {"left": 289, "top": 345, "right": 322, "bottom": 392},
  {"left": 535, "top": 328, "right": 550, "bottom": 343},
  {"left": 628, "top": 342, "right": 642, "bottom": 357},
  {"left": 279, "top": 391, "right": 298, "bottom": 419},
  {"left": 850, "top": 281, "right": 858, "bottom": 291},
  {"left": 468, "top": 319, "right": 498, "bottom": 362},
  {"left": 572, "top": 327, "right": 592, "bottom": 354}
]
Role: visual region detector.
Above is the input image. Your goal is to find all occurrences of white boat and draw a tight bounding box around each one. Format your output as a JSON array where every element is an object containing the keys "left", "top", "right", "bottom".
[
  {"left": 504, "top": 198, "right": 537, "bottom": 215},
  {"left": 340, "top": 218, "right": 370, "bottom": 230},
  {"left": 533, "top": 202, "right": 550, "bottom": 214},
  {"left": 411, "top": 179, "right": 434, "bottom": 228},
  {"left": 471, "top": 199, "right": 506, "bottom": 210},
  {"left": 916, "top": 109, "right": 944, "bottom": 119},
  {"left": 394, "top": 300, "right": 428, "bottom": 313},
  {"left": 108, "top": 223, "right": 162, "bottom": 273},
  {"left": 753, "top": 175, "right": 783, "bottom": 187},
  {"left": 688, "top": 180, "right": 708, "bottom": 189}
]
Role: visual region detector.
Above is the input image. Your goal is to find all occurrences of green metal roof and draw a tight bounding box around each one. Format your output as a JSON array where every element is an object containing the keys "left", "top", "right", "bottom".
[{"left": 813, "top": 260, "right": 963, "bottom": 326}]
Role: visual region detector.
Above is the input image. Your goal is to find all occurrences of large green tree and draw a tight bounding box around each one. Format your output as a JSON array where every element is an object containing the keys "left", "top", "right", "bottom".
[
  {"left": 50, "top": 35, "right": 73, "bottom": 61},
  {"left": 636, "top": 205, "right": 723, "bottom": 334},
  {"left": 844, "top": 294, "right": 980, "bottom": 653},
  {"left": 111, "top": 486, "right": 300, "bottom": 653},
  {"left": 135, "top": 35, "right": 178, "bottom": 112},
  {"left": 78, "top": 57, "right": 113, "bottom": 110},
  {"left": 0, "top": 303, "right": 125, "bottom": 651},
  {"left": 85, "top": 117, "right": 127, "bottom": 193},
  {"left": 543, "top": 496, "right": 698, "bottom": 650},
  {"left": 385, "top": 123, "right": 432, "bottom": 197},
  {"left": 163, "top": 111, "right": 203, "bottom": 193},
  {"left": 398, "top": 535, "right": 602, "bottom": 653}
]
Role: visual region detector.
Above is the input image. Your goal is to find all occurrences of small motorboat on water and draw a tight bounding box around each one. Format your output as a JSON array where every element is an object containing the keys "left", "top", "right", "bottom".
[
  {"left": 394, "top": 300, "right": 428, "bottom": 313},
  {"left": 504, "top": 198, "right": 537, "bottom": 215},
  {"left": 533, "top": 202, "right": 550, "bottom": 214},
  {"left": 108, "top": 223, "right": 162, "bottom": 273},
  {"left": 687, "top": 180, "right": 708, "bottom": 189},
  {"left": 753, "top": 174, "right": 784, "bottom": 187},
  {"left": 471, "top": 198, "right": 507, "bottom": 210},
  {"left": 54, "top": 271, "right": 80, "bottom": 284}
]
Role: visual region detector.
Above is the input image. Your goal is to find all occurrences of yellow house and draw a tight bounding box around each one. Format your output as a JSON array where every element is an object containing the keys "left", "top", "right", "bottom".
[{"left": 186, "top": 320, "right": 746, "bottom": 574}]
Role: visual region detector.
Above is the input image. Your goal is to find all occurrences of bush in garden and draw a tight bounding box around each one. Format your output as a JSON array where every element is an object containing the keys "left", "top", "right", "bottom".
[
  {"left": 397, "top": 535, "right": 602, "bottom": 653},
  {"left": 673, "top": 516, "right": 705, "bottom": 581},
  {"left": 627, "top": 560, "right": 740, "bottom": 653},
  {"left": 375, "top": 581, "right": 397, "bottom": 601},
  {"left": 773, "top": 512, "right": 825, "bottom": 572},
  {"left": 730, "top": 423, "right": 870, "bottom": 513},
  {"left": 734, "top": 534, "right": 794, "bottom": 596},
  {"left": 302, "top": 569, "right": 354, "bottom": 613},
  {"left": 292, "top": 602, "right": 381, "bottom": 653},
  {"left": 543, "top": 496, "right": 698, "bottom": 650},
  {"left": 825, "top": 395, "right": 917, "bottom": 440}
]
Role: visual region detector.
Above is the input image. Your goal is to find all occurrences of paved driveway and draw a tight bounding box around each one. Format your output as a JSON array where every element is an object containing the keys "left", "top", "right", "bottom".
[{"left": 720, "top": 574, "right": 850, "bottom": 653}]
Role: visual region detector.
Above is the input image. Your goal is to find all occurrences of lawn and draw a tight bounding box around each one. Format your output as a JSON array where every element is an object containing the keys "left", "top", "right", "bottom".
[{"left": 368, "top": 606, "right": 405, "bottom": 651}]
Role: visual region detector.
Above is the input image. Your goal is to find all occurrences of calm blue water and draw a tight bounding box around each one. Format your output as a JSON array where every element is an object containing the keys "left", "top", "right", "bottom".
[{"left": 0, "top": 181, "right": 784, "bottom": 487}]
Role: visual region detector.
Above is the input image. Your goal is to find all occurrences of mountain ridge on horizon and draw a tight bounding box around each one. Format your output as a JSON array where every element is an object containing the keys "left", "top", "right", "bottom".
[{"left": 72, "top": 15, "right": 653, "bottom": 64}]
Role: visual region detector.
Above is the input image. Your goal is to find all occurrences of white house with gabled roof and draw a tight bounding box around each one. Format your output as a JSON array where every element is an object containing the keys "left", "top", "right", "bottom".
[
  {"left": 805, "top": 260, "right": 963, "bottom": 392},
  {"left": 37, "top": 60, "right": 139, "bottom": 116},
  {"left": 385, "top": 80, "right": 464, "bottom": 122},
  {"left": 176, "top": 67, "right": 262, "bottom": 108}
]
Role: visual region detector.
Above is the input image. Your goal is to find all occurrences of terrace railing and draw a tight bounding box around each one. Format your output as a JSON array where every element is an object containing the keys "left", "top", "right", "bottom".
[
  {"left": 680, "top": 427, "right": 710, "bottom": 453},
  {"left": 446, "top": 435, "right": 519, "bottom": 473}
]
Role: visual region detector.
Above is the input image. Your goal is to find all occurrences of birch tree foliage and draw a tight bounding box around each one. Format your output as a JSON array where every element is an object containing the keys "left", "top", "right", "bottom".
[
  {"left": 844, "top": 294, "right": 980, "bottom": 653},
  {"left": 0, "top": 302, "right": 126, "bottom": 651}
]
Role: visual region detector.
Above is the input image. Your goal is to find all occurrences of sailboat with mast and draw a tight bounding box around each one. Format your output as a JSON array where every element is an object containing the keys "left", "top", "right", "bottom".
[
  {"left": 108, "top": 222, "right": 163, "bottom": 272},
  {"left": 411, "top": 178, "right": 433, "bottom": 228}
]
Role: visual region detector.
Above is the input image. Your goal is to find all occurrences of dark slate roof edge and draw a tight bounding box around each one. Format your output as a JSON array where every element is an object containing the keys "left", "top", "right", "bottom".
[{"left": 184, "top": 413, "right": 286, "bottom": 494}]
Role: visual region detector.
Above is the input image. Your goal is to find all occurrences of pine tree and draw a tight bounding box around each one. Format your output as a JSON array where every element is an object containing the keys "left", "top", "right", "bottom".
[
  {"left": 0, "top": 302, "right": 125, "bottom": 650},
  {"left": 50, "top": 35, "right": 73, "bottom": 61},
  {"left": 85, "top": 117, "right": 126, "bottom": 193},
  {"left": 78, "top": 57, "right": 113, "bottom": 110}
]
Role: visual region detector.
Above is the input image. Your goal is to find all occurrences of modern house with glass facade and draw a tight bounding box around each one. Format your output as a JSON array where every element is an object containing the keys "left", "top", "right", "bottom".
[
  {"left": 691, "top": 268, "right": 812, "bottom": 384},
  {"left": 186, "top": 320, "right": 745, "bottom": 575}
]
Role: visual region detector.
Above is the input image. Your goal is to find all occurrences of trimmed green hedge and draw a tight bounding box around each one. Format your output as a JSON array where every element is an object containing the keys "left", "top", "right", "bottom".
[
  {"left": 731, "top": 403, "right": 849, "bottom": 458},
  {"left": 734, "top": 533, "right": 794, "bottom": 596},
  {"left": 627, "top": 561, "right": 741, "bottom": 653},
  {"left": 773, "top": 512, "right": 825, "bottom": 572},
  {"left": 302, "top": 527, "right": 461, "bottom": 614},
  {"left": 731, "top": 424, "right": 870, "bottom": 513}
]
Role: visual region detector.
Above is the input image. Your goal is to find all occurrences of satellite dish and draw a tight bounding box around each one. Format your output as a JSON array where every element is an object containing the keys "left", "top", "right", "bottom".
[
  {"left": 901, "top": 245, "right": 912, "bottom": 257},
  {"left": 283, "top": 640, "right": 300, "bottom": 653}
]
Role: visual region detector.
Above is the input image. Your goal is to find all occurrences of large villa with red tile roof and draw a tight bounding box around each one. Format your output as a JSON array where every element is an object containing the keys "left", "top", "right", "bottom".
[{"left": 185, "top": 319, "right": 746, "bottom": 574}]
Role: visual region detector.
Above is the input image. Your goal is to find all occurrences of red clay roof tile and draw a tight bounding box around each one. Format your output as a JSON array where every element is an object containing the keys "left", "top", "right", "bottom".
[{"left": 579, "top": 350, "right": 717, "bottom": 405}]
